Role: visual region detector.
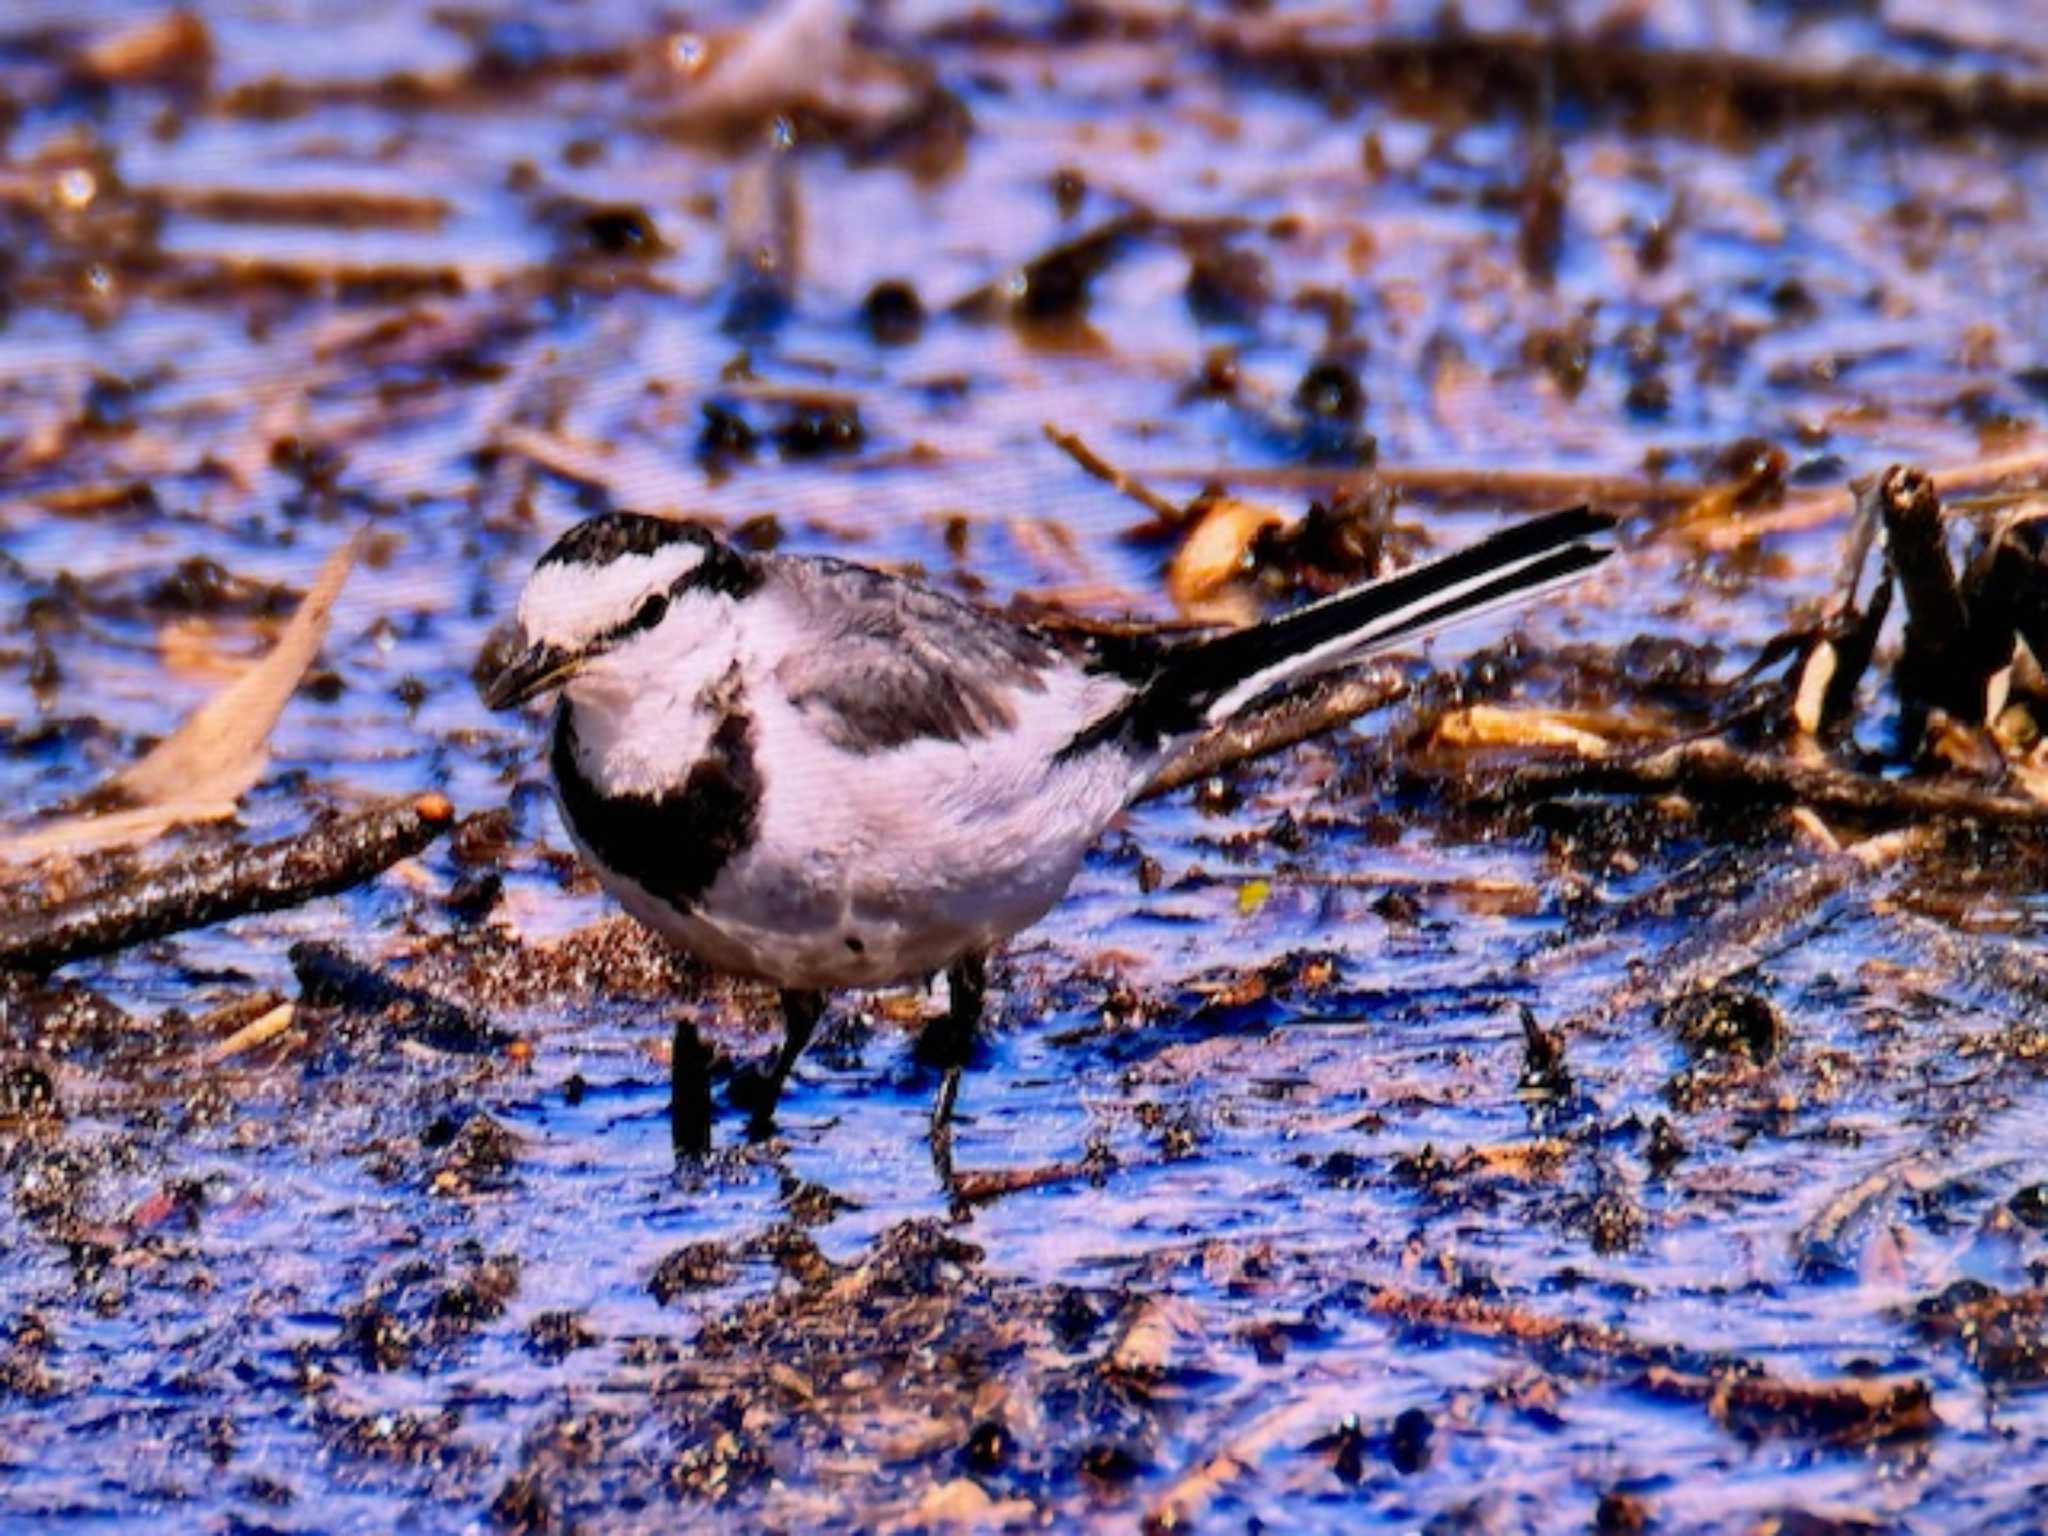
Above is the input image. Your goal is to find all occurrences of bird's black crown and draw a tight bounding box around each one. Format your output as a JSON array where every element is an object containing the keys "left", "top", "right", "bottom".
[{"left": 538, "top": 511, "right": 712, "bottom": 570}]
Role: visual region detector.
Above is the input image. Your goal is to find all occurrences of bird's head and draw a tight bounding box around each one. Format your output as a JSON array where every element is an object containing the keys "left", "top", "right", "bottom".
[{"left": 483, "top": 512, "right": 757, "bottom": 710}]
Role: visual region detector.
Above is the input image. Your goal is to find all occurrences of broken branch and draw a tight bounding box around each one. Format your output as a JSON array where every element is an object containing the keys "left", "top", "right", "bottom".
[{"left": 0, "top": 793, "right": 454, "bottom": 973}]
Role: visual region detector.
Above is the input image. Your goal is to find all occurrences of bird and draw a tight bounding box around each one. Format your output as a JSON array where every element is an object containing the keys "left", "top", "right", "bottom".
[{"left": 485, "top": 502, "right": 1615, "bottom": 1169}]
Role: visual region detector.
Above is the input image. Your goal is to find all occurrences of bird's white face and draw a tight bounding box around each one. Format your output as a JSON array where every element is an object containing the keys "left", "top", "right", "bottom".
[
  {"left": 484, "top": 511, "right": 739, "bottom": 711},
  {"left": 515, "top": 540, "right": 706, "bottom": 657}
]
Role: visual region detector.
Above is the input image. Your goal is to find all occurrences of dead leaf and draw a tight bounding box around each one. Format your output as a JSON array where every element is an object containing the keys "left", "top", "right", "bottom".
[
  {"left": 1431, "top": 704, "right": 1622, "bottom": 756},
  {"left": 893, "top": 1478, "right": 1036, "bottom": 1531},
  {"left": 0, "top": 533, "right": 359, "bottom": 866},
  {"left": 1167, "top": 496, "right": 1286, "bottom": 624}
]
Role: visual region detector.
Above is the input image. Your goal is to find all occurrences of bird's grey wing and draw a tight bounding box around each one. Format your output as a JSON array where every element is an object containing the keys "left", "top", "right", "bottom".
[{"left": 768, "top": 558, "right": 1132, "bottom": 755}]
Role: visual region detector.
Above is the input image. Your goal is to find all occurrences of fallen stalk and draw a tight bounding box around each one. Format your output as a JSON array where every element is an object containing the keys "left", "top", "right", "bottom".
[
  {"left": 1494, "top": 736, "right": 2048, "bottom": 830},
  {"left": 1367, "top": 1288, "right": 1936, "bottom": 1444},
  {"left": 0, "top": 793, "right": 454, "bottom": 973},
  {"left": 1139, "top": 662, "right": 1409, "bottom": 800}
]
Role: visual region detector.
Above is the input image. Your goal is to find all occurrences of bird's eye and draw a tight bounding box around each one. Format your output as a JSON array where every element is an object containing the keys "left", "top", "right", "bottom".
[{"left": 634, "top": 592, "right": 669, "bottom": 630}]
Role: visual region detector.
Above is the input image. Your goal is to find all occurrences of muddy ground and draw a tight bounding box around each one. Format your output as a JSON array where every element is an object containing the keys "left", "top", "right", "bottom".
[{"left": 5, "top": 1, "right": 2048, "bottom": 1531}]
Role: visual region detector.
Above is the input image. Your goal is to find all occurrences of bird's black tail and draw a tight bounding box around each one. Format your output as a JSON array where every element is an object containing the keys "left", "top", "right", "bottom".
[{"left": 1074, "top": 505, "right": 1616, "bottom": 757}]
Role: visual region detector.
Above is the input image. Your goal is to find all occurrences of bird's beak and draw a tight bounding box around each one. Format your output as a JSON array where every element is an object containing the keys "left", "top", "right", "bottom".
[{"left": 483, "top": 640, "right": 581, "bottom": 711}]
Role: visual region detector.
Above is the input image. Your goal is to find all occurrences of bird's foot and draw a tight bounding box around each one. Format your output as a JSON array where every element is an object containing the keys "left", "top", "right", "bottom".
[
  {"left": 912, "top": 1014, "right": 974, "bottom": 1073},
  {"left": 670, "top": 1020, "right": 715, "bottom": 1158},
  {"left": 726, "top": 1059, "right": 785, "bottom": 1140}
]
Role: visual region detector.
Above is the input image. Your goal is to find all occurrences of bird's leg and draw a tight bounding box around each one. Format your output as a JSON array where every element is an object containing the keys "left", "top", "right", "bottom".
[
  {"left": 918, "top": 951, "right": 987, "bottom": 1189},
  {"left": 729, "top": 989, "right": 826, "bottom": 1138},
  {"left": 670, "top": 1018, "right": 714, "bottom": 1158}
]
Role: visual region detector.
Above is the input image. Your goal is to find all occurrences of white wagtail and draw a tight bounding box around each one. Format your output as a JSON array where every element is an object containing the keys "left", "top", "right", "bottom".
[{"left": 486, "top": 503, "right": 1614, "bottom": 1156}]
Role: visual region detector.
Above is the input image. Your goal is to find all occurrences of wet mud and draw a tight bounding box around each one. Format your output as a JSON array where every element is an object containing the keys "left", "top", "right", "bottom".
[{"left": 5, "top": 1, "right": 2048, "bottom": 1531}]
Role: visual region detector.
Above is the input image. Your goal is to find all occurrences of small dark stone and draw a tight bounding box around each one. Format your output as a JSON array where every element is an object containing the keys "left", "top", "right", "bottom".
[
  {"left": 1596, "top": 1489, "right": 1653, "bottom": 1533},
  {"left": 1295, "top": 358, "right": 1363, "bottom": 422},
  {"left": 1049, "top": 1286, "right": 1102, "bottom": 1348},
  {"left": 1660, "top": 987, "right": 1783, "bottom": 1065},
  {"left": 1645, "top": 1116, "right": 1688, "bottom": 1173},
  {"left": 2011, "top": 1185, "right": 2048, "bottom": 1230},
  {"left": 489, "top": 1471, "right": 551, "bottom": 1534},
  {"left": 1587, "top": 1190, "right": 1644, "bottom": 1254},
  {"left": 1184, "top": 243, "right": 1268, "bottom": 327},
  {"left": 962, "top": 1419, "right": 1011, "bottom": 1475},
  {"left": 649, "top": 1241, "right": 735, "bottom": 1303},
  {"left": 695, "top": 400, "right": 757, "bottom": 467},
  {"left": 570, "top": 204, "right": 663, "bottom": 258},
  {"left": 1319, "top": 1150, "right": 1369, "bottom": 1189},
  {"left": 300, "top": 668, "right": 345, "bottom": 702},
  {"left": 1768, "top": 276, "right": 1817, "bottom": 320},
  {"left": 445, "top": 871, "right": 503, "bottom": 923},
  {"left": 271, "top": 435, "right": 346, "bottom": 486},
  {"left": 1624, "top": 374, "right": 1672, "bottom": 419},
  {"left": 861, "top": 280, "right": 925, "bottom": 346},
  {"left": 1077, "top": 1440, "right": 1143, "bottom": 1484},
  {"left": 526, "top": 1309, "right": 600, "bottom": 1360},
  {"left": 0, "top": 1064, "right": 58, "bottom": 1119},
  {"left": 1050, "top": 167, "right": 1087, "bottom": 219},
  {"left": 347, "top": 1303, "right": 414, "bottom": 1372},
  {"left": 81, "top": 373, "right": 141, "bottom": 434},
  {"left": 1371, "top": 888, "right": 1422, "bottom": 926},
  {"left": 1194, "top": 346, "right": 1240, "bottom": 396},
  {"left": 1388, "top": 1406, "right": 1433, "bottom": 1474},
  {"left": 774, "top": 399, "right": 865, "bottom": 458}
]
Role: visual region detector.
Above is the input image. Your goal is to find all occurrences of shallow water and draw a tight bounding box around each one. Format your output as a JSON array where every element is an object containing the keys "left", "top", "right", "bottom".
[{"left": 5, "top": 1, "right": 2048, "bottom": 1531}]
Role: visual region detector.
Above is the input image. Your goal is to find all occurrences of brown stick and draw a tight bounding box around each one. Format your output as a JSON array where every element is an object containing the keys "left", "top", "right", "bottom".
[
  {"left": 1138, "top": 662, "right": 1410, "bottom": 800},
  {"left": 1367, "top": 1289, "right": 1936, "bottom": 1444},
  {"left": 0, "top": 793, "right": 454, "bottom": 973},
  {"left": 1138, "top": 460, "right": 1701, "bottom": 509},
  {"left": 1208, "top": 21, "right": 2048, "bottom": 140},
  {"left": 1042, "top": 424, "right": 1189, "bottom": 523},
  {"left": 1494, "top": 736, "right": 2048, "bottom": 830},
  {"left": 1689, "top": 446, "right": 2048, "bottom": 549}
]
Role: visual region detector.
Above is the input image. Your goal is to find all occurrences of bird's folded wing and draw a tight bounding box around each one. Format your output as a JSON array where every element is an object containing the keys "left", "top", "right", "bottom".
[{"left": 770, "top": 558, "right": 1072, "bottom": 755}]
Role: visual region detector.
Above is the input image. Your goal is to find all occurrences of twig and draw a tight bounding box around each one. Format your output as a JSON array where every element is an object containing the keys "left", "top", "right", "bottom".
[
  {"left": 1138, "top": 461, "right": 1701, "bottom": 509},
  {"left": 1494, "top": 736, "right": 2048, "bottom": 830},
  {"left": 1143, "top": 1385, "right": 1360, "bottom": 1533},
  {"left": 0, "top": 793, "right": 454, "bottom": 973},
  {"left": 1208, "top": 20, "right": 2048, "bottom": 140},
  {"left": 1138, "top": 662, "right": 1410, "bottom": 800},
  {"left": 201, "top": 1002, "right": 297, "bottom": 1066},
  {"left": 1042, "top": 424, "right": 1188, "bottom": 524},
  {"left": 1792, "top": 1160, "right": 1914, "bottom": 1282},
  {"left": 1563, "top": 823, "right": 1932, "bottom": 1032},
  {"left": 1687, "top": 446, "right": 2048, "bottom": 549},
  {"left": 1366, "top": 1289, "right": 1936, "bottom": 1444},
  {"left": 949, "top": 1155, "right": 1110, "bottom": 1207}
]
